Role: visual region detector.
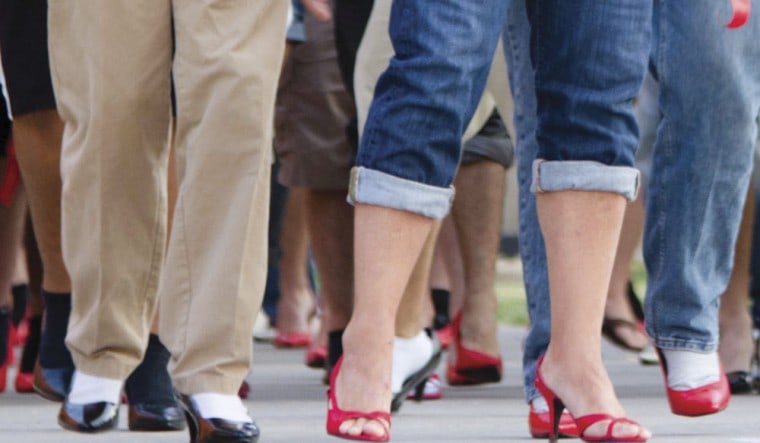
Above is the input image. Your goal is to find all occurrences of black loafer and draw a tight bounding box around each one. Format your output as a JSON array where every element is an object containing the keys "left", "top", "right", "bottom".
[
  {"left": 179, "top": 394, "right": 260, "bottom": 443},
  {"left": 58, "top": 400, "right": 119, "bottom": 432},
  {"left": 128, "top": 402, "right": 186, "bottom": 431}
]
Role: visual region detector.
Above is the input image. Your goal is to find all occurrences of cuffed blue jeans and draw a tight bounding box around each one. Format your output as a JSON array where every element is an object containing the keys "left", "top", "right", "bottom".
[
  {"left": 513, "top": 0, "right": 760, "bottom": 402},
  {"left": 350, "top": 0, "right": 648, "bottom": 219}
]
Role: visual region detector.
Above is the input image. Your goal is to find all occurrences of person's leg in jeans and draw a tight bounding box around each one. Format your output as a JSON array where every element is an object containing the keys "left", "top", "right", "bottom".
[{"left": 644, "top": 0, "right": 760, "bottom": 416}]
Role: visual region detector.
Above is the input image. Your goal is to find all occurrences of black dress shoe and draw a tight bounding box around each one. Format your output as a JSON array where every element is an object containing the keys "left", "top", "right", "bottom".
[
  {"left": 727, "top": 371, "right": 753, "bottom": 394},
  {"left": 129, "top": 402, "right": 186, "bottom": 431},
  {"left": 58, "top": 400, "right": 119, "bottom": 433},
  {"left": 179, "top": 394, "right": 260, "bottom": 443}
]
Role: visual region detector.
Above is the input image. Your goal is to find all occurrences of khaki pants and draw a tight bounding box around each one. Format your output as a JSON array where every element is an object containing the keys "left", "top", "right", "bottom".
[{"left": 48, "top": 0, "right": 287, "bottom": 394}]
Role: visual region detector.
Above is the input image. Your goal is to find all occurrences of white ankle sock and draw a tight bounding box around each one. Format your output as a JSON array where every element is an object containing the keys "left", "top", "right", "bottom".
[
  {"left": 192, "top": 393, "right": 252, "bottom": 423},
  {"left": 531, "top": 396, "right": 549, "bottom": 413},
  {"left": 662, "top": 349, "right": 721, "bottom": 390},
  {"left": 391, "top": 330, "right": 433, "bottom": 394},
  {"left": 67, "top": 370, "right": 123, "bottom": 404}
]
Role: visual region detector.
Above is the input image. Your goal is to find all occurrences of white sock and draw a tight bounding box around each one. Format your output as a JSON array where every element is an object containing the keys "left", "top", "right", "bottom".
[
  {"left": 192, "top": 393, "right": 252, "bottom": 423},
  {"left": 391, "top": 330, "right": 433, "bottom": 394},
  {"left": 662, "top": 349, "right": 721, "bottom": 390},
  {"left": 531, "top": 396, "right": 549, "bottom": 413},
  {"left": 67, "top": 370, "right": 123, "bottom": 405}
]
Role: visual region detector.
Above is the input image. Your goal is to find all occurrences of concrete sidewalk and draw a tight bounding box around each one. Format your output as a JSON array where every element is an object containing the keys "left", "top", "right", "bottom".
[{"left": 1, "top": 326, "right": 759, "bottom": 442}]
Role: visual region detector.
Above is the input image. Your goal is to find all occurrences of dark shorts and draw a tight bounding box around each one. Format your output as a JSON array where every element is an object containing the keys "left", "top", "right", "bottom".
[
  {"left": 0, "top": 0, "right": 57, "bottom": 117},
  {"left": 461, "top": 109, "right": 514, "bottom": 168}
]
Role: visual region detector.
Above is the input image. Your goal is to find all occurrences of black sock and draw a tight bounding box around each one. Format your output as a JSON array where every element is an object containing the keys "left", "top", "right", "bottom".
[
  {"left": 39, "top": 291, "right": 74, "bottom": 369},
  {"left": 125, "top": 334, "right": 176, "bottom": 405},
  {"left": 0, "top": 306, "right": 9, "bottom": 365},
  {"left": 327, "top": 329, "right": 344, "bottom": 373},
  {"left": 431, "top": 288, "right": 451, "bottom": 330},
  {"left": 20, "top": 315, "right": 42, "bottom": 373},
  {"left": 11, "top": 284, "right": 28, "bottom": 327}
]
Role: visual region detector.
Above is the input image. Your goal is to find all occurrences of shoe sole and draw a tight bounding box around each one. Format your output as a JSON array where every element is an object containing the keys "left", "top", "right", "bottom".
[{"left": 391, "top": 347, "right": 443, "bottom": 412}]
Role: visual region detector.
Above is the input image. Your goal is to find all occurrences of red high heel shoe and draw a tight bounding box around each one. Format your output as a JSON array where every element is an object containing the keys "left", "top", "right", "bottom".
[
  {"left": 534, "top": 356, "right": 648, "bottom": 443},
  {"left": 446, "top": 312, "right": 502, "bottom": 386},
  {"left": 14, "top": 371, "right": 34, "bottom": 393},
  {"left": 305, "top": 343, "right": 328, "bottom": 369},
  {"left": 528, "top": 402, "right": 579, "bottom": 439},
  {"left": 655, "top": 348, "right": 729, "bottom": 416},
  {"left": 274, "top": 331, "right": 311, "bottom": 348},
  {"left": 326, "top": 357, "right": 390, "bottom": 442}
]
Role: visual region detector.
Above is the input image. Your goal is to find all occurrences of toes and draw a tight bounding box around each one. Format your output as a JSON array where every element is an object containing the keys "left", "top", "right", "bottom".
[{"left": 338, "top": 418, "right": 388, "bottom": 439}]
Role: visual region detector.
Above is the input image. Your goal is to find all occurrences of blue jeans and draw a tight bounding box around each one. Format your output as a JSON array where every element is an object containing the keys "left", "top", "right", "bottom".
[
  {"left": 644, "top": 0, "right": 760, "bottom": 351},
  {"left": 350, "top": 0, "right": 649, "bottom": 217},
  {"left": 515, "top": 0, "right": 760, "bottom": 402}
]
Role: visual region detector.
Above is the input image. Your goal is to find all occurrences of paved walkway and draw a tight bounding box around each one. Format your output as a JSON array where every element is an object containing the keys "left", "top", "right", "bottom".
[{"left": 1, "top": 326, "right": 759, "bottom": 442}]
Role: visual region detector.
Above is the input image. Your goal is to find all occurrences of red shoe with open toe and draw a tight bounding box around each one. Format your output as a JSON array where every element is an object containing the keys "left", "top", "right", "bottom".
[
  {"left": 534, "top": 356, "right": 648, "bottom": 443},
  {"left": 326, "top": 357, "right": 390, "bottom": 442}
]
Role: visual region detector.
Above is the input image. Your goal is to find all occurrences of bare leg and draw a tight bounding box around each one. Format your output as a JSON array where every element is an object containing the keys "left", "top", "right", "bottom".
[
  {"left": 604, "top": 191, "right": 648, "bottom": 351},
  {"left": 451, "top": 160, "right": 504, "bottom": 356},
  {"left": 395, "top": 221, "right": 441, "bottom": 338},
  {"left": 0, "top": 179, "right": 25, "bottom": 309},
  {"left": 538, "top": 190, "right": 649, "bottom": 440},
  {"left": 277, "top": 187, "right": 316, "bottom": 336},
  {"left": 337, "top": 204, "right": 433, "bottom": 438},
  {"left": 12, "top": 110, "right": 70, "bottom": 293},
  {"left": 437, "top": 216, "right": 465, "bottom": 315},
  {"left": 306, "top": 189, "right": 354, "bottom": 333},
  {"left": 426, "top": 225, "right": 452, "bottom": 328},
  {"left": 719, "top": 185, "right": 754, "bottom": 374}
]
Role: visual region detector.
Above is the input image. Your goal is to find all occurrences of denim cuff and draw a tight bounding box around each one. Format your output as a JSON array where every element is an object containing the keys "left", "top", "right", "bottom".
[
  {"left": 347, "top": 167, "right": 454, "bottom": 219},
  {"left": 531, "top": 159, "right": 640, "bottom": 201}
]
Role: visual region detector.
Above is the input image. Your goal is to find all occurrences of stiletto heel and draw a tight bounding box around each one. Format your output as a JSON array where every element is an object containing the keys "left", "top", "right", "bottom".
[
  {"left": 534, "top": 358, "right": 564, "bottom": 443},
  {"left": 326, "top": 356, "right": 390, "bottom": 442},
  {"left": 535, "top": 356, "right": 648, "bottom": 442},
  {"left": 413, "top": 377, "right": 427, "bottom": 401}
]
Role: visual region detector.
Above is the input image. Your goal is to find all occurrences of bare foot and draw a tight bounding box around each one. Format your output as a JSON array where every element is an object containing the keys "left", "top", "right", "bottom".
[
  {"left": 333, "top": 353, "right": 391, "bottom": 439},
  {"left": 275, "top": 287, "right": 315, "bottom": 335},
  {"left": 539, "top": 352, "right": 651, "bottom": 441},
  {"left": 604, "top": 291, "right": 648, "bottom": 351}
]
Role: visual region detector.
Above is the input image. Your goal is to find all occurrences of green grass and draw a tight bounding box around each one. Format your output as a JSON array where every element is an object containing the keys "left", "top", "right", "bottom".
[{"left": 494, "top": 258, "right": 647, "bottom": 327}]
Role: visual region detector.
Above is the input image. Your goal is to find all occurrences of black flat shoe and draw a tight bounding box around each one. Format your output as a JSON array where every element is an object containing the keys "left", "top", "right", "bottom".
[
  {"left": 179, "top": 394, "right": 260, "bottom": 443},
  {"left": 129, "top": 402, "right": 186, "bottom": 431},
  {"left": 727, "top": 371, "right": 753, "bottom": 394},
  {"left": 124, "top": 334, "right": 185, "bottom": 431},
  {"left": 58, "top": 400, "right": 119, "bottom": 433}
]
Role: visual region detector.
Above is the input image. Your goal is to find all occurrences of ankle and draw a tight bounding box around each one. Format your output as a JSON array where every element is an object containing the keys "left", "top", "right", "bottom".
[
  {"left": 191, "top": 393, "right": 251, "bottom": 422},
  {"left": 662, "top": 349, "right": 720, "bottom": 390},
  {"left": 68, "top": 370, "right": 122, "bottom": 404},
  {"left": 391, "top": 330, "right": 433, "bottom": 393}
]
